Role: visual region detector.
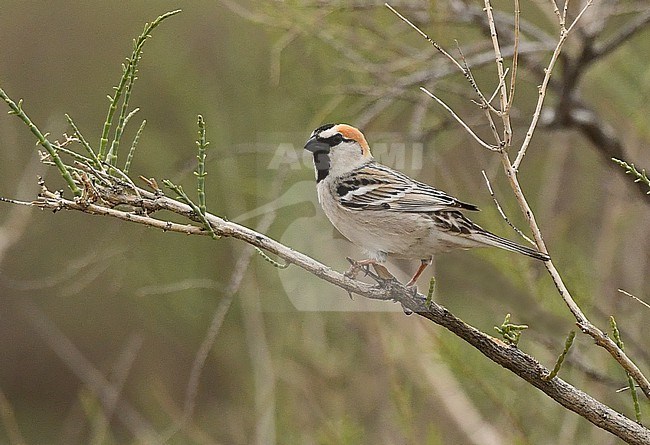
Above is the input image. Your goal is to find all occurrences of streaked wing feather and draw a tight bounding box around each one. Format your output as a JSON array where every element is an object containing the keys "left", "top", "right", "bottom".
[{"left": 335, "top": 162, "right": 479, "bottom": 212}]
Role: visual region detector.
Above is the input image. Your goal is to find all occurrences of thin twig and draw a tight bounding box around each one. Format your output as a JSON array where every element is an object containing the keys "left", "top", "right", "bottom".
[
  {"left": 195, "top": 115, "right": 209, "bottom": 216},
  {"left": 387, "top": 3, "right": 498, "bottom": 118},
  {"left": 549, "top": 0, "right": 564, "bottom": 27},
  {"left": 481, "top": 170, "right": 535, "bottom": 245},
  {"left": 455, "top": 42, "right": 500, "bottom": 114},
  {"left": 513, "top": 0, "right": 594, "bottom": 170},
  {"left": 610, "top": 317, "right": 642, "bottom": 423},
  {"left": 506, "top": 0, "right": 520, "bottom": 113},
  {"left": 385, "top": 4, "right": 464, "bottom": 72},
  {"left": 124, "top": 119, "right": 146, "bottom": 175},
  {"left": 561, "top": 0, "right": 570, "bottom": 29},
  {"left": 487, "top": 67, "right": 510, "bottom": 106},
  {"left": 612, "top": 158, "right": 650, "bottom": 194},
  {"left": 483, "top": 0, "right": 512, "bottom": 144},
  {"left": 618, "top": 289, "right": 650, "bottom": 311},
  {"left": 0, "top": 88, "right": 81, "bottom": 196},
  {"left": 65, "top": 114, "right": 103, "bottom": 170},
  {"left": 419, "top": 87, "right": 499, "bottom": 151},
  {"left": 483, "top": 67, "right": 510, "bottom": 143}
]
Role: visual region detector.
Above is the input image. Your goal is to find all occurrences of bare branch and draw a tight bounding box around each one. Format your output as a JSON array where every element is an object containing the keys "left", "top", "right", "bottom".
[
  {"left": 483, "top": 0, "right": 512, "bottom": 143},
  {"left": 513, "top": 0, "right": 594, "bottom": 170},
  {"left": 618, "top": 289, "right": 650, "bottom": 311},
  {"left": 498, "top": 150, "right": 650, "bottom": 401},
  {"left": 419, "top": 87, "right": 500, "bottom": 151},
  {"left": 591, "top": 10, "right": 650, "bottom": 59}
]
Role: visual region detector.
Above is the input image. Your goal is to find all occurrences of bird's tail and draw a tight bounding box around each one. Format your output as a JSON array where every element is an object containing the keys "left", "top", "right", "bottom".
[{"left": 478, "top": 231, "right": 550, "bottom": 261}]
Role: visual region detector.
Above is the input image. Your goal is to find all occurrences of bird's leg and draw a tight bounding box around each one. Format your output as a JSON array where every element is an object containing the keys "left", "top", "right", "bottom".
[{"left": 406, "top": 258, "right": 432, "bottom": 288}]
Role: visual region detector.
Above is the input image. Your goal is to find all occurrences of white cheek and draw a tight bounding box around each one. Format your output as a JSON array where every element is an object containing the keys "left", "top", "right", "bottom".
[{"left": 328, "top": 144, "right": 368, "bottom": 177}]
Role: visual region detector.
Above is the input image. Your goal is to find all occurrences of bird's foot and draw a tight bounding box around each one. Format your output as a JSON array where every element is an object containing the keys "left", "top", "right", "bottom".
[
  {"left": 345, "top": 257, "right": 377, "bottom": 280},
  {"left": 406, "top": 276, "right": 436, "bottom": 308},
  {"left": 345, "top": 258, "right": 397, "bottom": 288}
]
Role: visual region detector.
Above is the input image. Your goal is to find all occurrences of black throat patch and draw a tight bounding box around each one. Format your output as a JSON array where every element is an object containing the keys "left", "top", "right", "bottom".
[{"left": 313, "top": 150, "right": 330, "bottom": 182}]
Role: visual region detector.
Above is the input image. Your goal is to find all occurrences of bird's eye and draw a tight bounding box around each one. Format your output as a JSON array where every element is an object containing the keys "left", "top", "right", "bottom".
[{"left": 330, "top": 134, "right": 343, "bottom": 145}]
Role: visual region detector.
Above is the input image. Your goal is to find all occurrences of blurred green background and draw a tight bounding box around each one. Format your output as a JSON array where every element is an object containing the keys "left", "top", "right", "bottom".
[{"left": 0, "top": 1, "right": 649, "bottom": 444}]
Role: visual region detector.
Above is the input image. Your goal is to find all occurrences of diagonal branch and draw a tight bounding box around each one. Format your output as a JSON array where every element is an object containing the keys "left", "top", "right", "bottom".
[
  {"left": 499, "top": 151, "right": 650, "bottom": 403},
  {"left": 457, "top": 0, "right": 650, "bottom": 410},
  {"left": 590, "top": 10, "right": 650, "bottom": 61}
]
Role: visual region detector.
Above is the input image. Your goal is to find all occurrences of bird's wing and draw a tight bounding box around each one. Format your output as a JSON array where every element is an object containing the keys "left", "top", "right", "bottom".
[{"left": 334, "top": 162, "right": 479, "bottom": 212}]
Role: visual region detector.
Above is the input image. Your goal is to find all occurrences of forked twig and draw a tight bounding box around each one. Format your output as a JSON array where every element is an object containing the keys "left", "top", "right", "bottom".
[
  {"left": 506, "top": 0, "right": 520, "bottom": 113},
  {"left": 455, "top": 42, "right": 501, "bottom": 115},
  {"left": 473, "top": 0, "right": 650, "bottom": 403},
  {"left": 386, "top": 3, "right": 502, "bottom": 121},
  {"left": 419, "top": 87, "right": 500, "bottom": 151},
  {"left": 513, "top": 0, "right": 594, "bottom": 170}
]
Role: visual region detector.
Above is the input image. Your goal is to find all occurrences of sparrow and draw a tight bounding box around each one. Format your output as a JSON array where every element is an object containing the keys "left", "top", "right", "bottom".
[{"left": 304, "top": 123, "right": 550, "bottom": 287}]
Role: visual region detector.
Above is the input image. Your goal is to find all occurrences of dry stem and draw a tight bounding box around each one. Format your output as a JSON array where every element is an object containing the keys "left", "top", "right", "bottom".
[{"left": 513, "top": 0, "right": 594, "bottom": 170}]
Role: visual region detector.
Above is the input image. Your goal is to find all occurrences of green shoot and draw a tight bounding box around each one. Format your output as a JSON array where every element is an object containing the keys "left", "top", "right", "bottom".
[
  {"left": 194, "top": 115, "right": 209, "bottom": 216},
  {"left": 612, "top": 158, "right": 650, "bottom": 194},
  {"left": 542, "top": 331, "right": 575, "bottom": 381},
  {"left": 0, "top": 88, "right": 81, "bottom": 196},
  {"left": 610, "top": 316, "right": 641, "bottom": 423},
  {"left": 494, "top": 313, "right": 528, "bottom": 347},
  {"left": 65, "top": 114, "right": 103, "bottom": 169},
  {"left": 255, "top": 248, "right": 290, "bottom": 269},
  {"left": 124, "top": 120, "right": 146, "bottom": 175},
  {"left": 162, "top": 179, "right": 219, "bottom": 240},
  {"left": 99, "top": 9, "right": 181, "bottom": 161}
]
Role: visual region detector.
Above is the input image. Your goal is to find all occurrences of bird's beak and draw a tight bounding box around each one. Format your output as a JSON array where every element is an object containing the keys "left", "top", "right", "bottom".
[{"left": 304, "top": 136, "right": 330, "bottom": 153}]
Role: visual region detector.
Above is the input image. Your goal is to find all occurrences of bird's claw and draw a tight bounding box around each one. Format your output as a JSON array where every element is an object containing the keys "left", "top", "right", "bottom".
[
  {"left": 345, "top": 257, "right": 377, "bottom": 281},
  {"left": 345, "top": 258, "right": 398, "bottom": 287},
  {"left": 344, "top": 257, "right": 364, "bottom": 280},
  {"left": 407, "top": 284, "right": 420, "bottom": 299}
]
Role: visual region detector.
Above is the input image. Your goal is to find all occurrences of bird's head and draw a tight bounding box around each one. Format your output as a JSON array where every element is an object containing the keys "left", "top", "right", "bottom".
[{"left": 304, "top": 123, "right": 373, "bottom": 182}]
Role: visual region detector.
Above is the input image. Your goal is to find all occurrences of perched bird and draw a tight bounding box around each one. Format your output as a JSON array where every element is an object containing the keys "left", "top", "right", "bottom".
[{"left": 304, "top": 123, "right": 550, "bottom": 286}]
